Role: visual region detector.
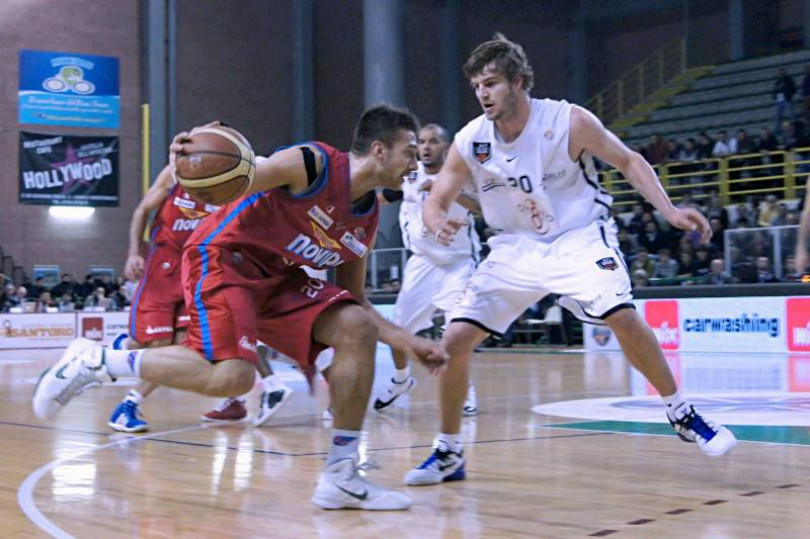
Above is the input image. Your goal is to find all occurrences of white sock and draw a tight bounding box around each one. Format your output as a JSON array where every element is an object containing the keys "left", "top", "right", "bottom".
[
  {"left": 104, "top": 348, "right": 144, "bottom": 378},
  {"left": 662, "top": 391, "right": 689, "bottom": 421},
  {"left": 327, "top": 429, "right": 361, "bottom": 465},
  {"left": 124, "top": 389, "right": 143, "bottom": 405},
  {"left": 262, "top": 374, "right": 282, "bottom": 392},
  {"left": 393, "top": 365, "right": 411, "bottom": 383},
  {"left": 436, "top": 432, "right": 462, "bottom": 454}
]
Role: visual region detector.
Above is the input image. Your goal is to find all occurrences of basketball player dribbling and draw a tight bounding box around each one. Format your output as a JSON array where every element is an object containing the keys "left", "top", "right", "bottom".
[
  {"left": 35, "top": 105, "right": 446, "bottom": 511},
  {"left": 405, "top": 34, "right": 737, "bottom": 486},
  {"left": 374, "top": 123, "right": 482, "bottom": 416}
]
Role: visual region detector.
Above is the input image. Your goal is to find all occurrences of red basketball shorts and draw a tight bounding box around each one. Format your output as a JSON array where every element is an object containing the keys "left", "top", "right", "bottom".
[
  {"left": 129, "top": 243, "right": 189, "bottom": 344},
  {"left": 182, "top": 245, "right": 356, "bottom": 368}
]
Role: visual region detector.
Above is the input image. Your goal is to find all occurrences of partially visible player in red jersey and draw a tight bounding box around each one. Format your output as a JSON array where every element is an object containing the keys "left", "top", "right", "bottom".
[{"left": 35, "top": 105, "right": 446, "bottom": 511}]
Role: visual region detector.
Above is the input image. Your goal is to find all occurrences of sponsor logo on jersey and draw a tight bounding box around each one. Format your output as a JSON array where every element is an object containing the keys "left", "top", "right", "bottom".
[
  {"left": 544, "top": 130, "right": 554, "bottom": 140},
  {"left": 239, "top": 335, "right": 257, "bottom": 353},
  {"left": 340, "top": 231, "right": 368, "bottom": 257},
  {"left": 406, "top": 170, "right": 418, "bottom": 183},
  {"left": 596, "top": 257, "right": 618, "bottom": 271},
  {"left": 172, "top": 218, "right": 201, "bottom": 231},
  {"left": 204, "top": 204, "right": 220, "bottom": 214},
  {"left": 308, "top": 205, "right": 334, "bottom": 230},
  {"left": 353, "top": 227, "right": 367, "bottom": 240},
  {"left": 145, "top": 325, "right": 173, "bottom": 335},
  {"left": 174, "top": 196, "right": 196, "bottom": 210},
  {"left": 473, "top": 142, "right": 491, "bottom": 164},
  {"left": 644, "top": 300, "right": 679, "bottom": 350},
  {"left": 787, "top": 297, "right": 810, "bottom": 351},
  {"left": 285, "top": 234, "right": 344, "bottom": 267},
  {"left": 481, "top": 178, "right": 507, "bottom": 192},
  {"left": 310, "top": 221, "right": 341, "bottom": 249},
  {"left": 542, "top": 170, "right": 566, "bottom": 182}
]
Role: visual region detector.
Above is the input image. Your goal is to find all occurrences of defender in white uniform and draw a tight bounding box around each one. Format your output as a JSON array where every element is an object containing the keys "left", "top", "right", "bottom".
[
  {"left": 374, "top": 124, "right": 481, "bottom": 414},
  {"left": 406, "top": 34, "right": 737, "bottom": 486}
]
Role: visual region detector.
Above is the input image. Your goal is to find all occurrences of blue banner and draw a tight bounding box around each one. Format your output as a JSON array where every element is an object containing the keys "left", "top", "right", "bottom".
[{"left": 18, "top": 50, "right": 120, "bottom": 129}]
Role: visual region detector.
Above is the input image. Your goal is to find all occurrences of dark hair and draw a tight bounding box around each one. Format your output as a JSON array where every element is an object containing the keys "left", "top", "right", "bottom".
[
  {"left": 463, "top": 33, "right": 534, "bottom": 91},
  {"left": 420, "top": 123, "right": 450, "bottom": 143},
  {"left": 350, "top": 104, "right": 420, "bottom": 155}
]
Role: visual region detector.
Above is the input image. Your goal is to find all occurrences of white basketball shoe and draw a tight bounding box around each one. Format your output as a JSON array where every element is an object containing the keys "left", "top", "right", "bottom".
[
  {"left": 311, "top": 458, "right": 412, "bottom": 510},
  {"left": 33, "top": 338, "right": 112, "bottom": 420},
  {"left": 669, "top": 404, "right": 737, "bottom": 457}
]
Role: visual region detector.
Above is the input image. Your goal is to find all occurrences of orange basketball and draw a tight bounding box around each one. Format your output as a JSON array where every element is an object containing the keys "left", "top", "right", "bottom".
[{"left": 174, "top": 126, "right": 256, "bottom": 205}]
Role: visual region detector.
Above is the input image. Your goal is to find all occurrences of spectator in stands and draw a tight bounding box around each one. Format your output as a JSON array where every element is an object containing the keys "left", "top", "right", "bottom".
[
  {"left": 666, "top": 139, "right": 682, "bottom": 162},
  {"left": 705, "top": 192, "right": 729, "bottom": 228},
  {"left": 708, "top": 217, "right": 726, "bottom": 251},
  {"left": 626, "top": 203, "right": 646, "bottom": 235},
  {"left": 758, "top": 194, "right": 780, "bottom": 226},
  {"left": 27, "top": 277, "right": 47, "bottom": 300},
  {"left": 802, "top": 65, "right": 810, "bottom": 125},
  {"left": 652, "top": 248, "right": 679, "bottom": 279},
  {"left": 50, "top": 273, "right": 78, "bottom": 299},
  {"left": 57, "top": 292, "right": 76, "bottom": 313},
  {"left": 757, "top": 127, "right": 779, "bottom": 152},
  {"left": 645, "top": 133, "right": 668, "bottom": 165},
  {"left": 711, "top": 130, "right": 736, "bottom": 157},
  {"left": 755, "top": 256, "right": 779, "bottom": 283},
  {"left": 694, "top": 246, "right": 713, "bottom": 278},
  {"left": 774, "top": 67, "right": 797, "bottom": 133},
  {"left": 120, "top": 276, "right": 138, "bottom": 304},
  {"left": 34, "top": 291, "right": 54, "bottom": 313},
  {"left": 630, "top": 248, "right": 655, "bottom": 276},
  {"left": 99, "top": 273, "right": 115, "bottom": 295},
  {"left": 84, "top": 286, "right": 113, "bottom": 310},
  {"left": 777, "top": 120, "right": 805, "bottom": 150},
  {"left": 617, "top": 228, "right": 637, "bottom": 257},
  {"left": 0, "top": 284, "right": 16, "bottom": 312},
  {"left": 704, "top": 258, "right": 733, "bottom": 285},
  {"left": 678, "top": 138, "right": 699, "bottom": 163},
  {"left": 8, "top": 286, "right": 28, "bottom": 311},
  {"left": 771, "top": 202, "right": 791, "bottom": 226},
  {"left": 735, "top": 129, "right": 755, "bottom": 155},
  {"left": 638, "top": 220, "right": 668, "bottom": 254},
  {"left": 78, "top": 274, "right": 96, "bottom": 300},
  {"left": 677, "top": 251, "right": 696, "bottom": 278},
  {"left": 631, "top": 268, "right": 649, "bottom": 289},
  {"left": 696, "top": 132, "right": 714, "bottom": 160}
]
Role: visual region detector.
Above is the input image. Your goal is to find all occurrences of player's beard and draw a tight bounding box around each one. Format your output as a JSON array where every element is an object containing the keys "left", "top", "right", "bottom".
[{"left": 491, "top": 88, "right": 521, "bottom": 123}]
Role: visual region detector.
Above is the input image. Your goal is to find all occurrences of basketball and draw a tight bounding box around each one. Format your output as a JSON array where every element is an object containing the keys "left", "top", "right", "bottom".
[{"left": 174, "top": 125, "right": 256, "bottom": 205}]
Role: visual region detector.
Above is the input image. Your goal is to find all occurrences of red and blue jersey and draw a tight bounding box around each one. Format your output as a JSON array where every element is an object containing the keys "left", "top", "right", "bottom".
[
  {"left": 187, "top": 142, "right": 379, "bottom": 273},
  {"left": 151, "top": 183, "right": 219, "bottom": 251}
]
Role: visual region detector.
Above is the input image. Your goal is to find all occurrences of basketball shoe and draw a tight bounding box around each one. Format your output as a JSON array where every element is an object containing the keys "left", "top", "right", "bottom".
[
  {"left": 33, "top": 338, "right": 113, "bottom": 420},
  {"left": 463, "top": 384, "right": 478, "bottom": 416},
  {"left": 668, "top": 404, "right": 737, "bottom": 457},
  {"left": 311, "top": 458, "right": 411, "bottom": 510},
  {"left": 201, "top": 397, "right": 247, "bottom": 422},
  {"left": 252, "top": 385, "right": 293, "bottom": 427},
  {"left": 108, "top": 401, "right": 148, "bottom": 433},
  {"left": 404, "top": 445, "right": 465, "bottom": 486},
  {"left": 373, "top": 376, "right": 417, "bottom": 412}
]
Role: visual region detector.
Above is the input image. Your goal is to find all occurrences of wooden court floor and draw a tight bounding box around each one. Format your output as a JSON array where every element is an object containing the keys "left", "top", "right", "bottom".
[{"left": 1, "top": 346, "right": 808, "bottom": 538}]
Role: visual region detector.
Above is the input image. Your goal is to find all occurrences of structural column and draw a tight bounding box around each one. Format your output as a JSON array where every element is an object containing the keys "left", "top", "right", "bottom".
[
  {"left": 729, "top": 0, "right": 745, "bottom": 61},
  {"left": 292, "top": 0, "right": 315, "bottom": 141}
]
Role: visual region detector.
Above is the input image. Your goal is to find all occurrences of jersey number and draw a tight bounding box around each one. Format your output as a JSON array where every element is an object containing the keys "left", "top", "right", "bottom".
[
  {"left": 507, "top": 175, "right": 533, "bottom": 193},
  {"left": 301, "top": 278, "right": 325, "bottom": 298}
]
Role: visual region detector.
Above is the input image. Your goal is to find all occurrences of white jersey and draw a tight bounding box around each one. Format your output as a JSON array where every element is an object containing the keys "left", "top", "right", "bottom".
[
  {"left": 398, "top": 162, "right": 481, "bottom": 265},
  {"left": 454, "top": 98, "right": 611, "bottom": 243}
]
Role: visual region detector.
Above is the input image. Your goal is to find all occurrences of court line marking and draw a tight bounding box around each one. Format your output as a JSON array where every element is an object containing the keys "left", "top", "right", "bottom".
[{"left": 18, "top": 425, "right": 206, "bottom": 539}]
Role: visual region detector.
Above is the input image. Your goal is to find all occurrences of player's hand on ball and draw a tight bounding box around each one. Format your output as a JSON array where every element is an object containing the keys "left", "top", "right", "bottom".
[
  {"left": 664, "top": 207, "right": 712, "bottom": 244},
  {"left": 124, "top": 254, "right": 145, "bottom": 280},
  {"left": 405, "top": 336, "right": 448, "bottom": 374},
  {"left": 433, "top": 217, "right": 469, "bottom": 246}
]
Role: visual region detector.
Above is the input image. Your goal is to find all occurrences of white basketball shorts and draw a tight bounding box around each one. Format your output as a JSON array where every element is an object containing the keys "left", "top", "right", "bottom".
[
  {"left": 448, "top": 219, "right": 633, "bottom": 336},
  {"left": 394, "top": 253, "right": 477, "bottom": 333}
]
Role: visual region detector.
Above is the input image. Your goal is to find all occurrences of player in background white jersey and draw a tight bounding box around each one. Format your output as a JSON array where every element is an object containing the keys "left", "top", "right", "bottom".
[
  {"left": 406, "top": 34, "right": 737, "bottom": 486},
  {"left": 374, "top": 124, "right": 481, "bottom": 415}
]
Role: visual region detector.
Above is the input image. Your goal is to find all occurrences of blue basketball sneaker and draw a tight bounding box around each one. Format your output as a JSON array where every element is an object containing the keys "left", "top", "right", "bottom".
[
  {"left": 108, "top": 401, "right": 148, "bottom": 433},
  {"left": 404, "top": 446, "right": 465, "bottom": 486},
  {"left": 669, "top": 404, "right": 737, "bottom": 457}
]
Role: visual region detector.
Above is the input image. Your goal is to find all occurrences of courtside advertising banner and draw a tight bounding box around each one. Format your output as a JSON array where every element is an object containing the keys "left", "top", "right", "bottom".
[
  {"left": 19, "top": 131, "right": 119, "bottom": 206},
  {"left": 18, "top": 49, "right": 120, "bottom": 128},
  {"left": 584, "top": 296, "right": 809, "bottom": 353},
  {"left": 0, "top": 313, "right": 76, "bottom": 349},
  {"left": 76, "top": 312, "right": 128, "bottom": 345}
]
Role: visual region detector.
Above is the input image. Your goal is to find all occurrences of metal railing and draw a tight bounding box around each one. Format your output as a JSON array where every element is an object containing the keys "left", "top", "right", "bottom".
[
  {"left": 602, "top": 147, "right": 810, "bottom": 212},
  {"left": 587, "top": 38, "right": 686, "bottom": 126}
]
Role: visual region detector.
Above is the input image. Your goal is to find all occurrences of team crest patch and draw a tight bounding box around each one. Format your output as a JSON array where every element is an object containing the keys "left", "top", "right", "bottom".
[
  {"left": 473, "top": 142, "right": 491, "bottom": 164},
  {"left": 596, "top": 257, "right": 618, "bottom": 271},
  {"left": 592, "top": 326, "right": 612, "bottom": 346}
]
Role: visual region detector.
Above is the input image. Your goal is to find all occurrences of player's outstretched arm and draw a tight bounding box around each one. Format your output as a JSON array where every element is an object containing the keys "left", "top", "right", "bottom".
[
  {"left": 570, "top": 106, "right": 711, "bottom": 243},
  {"left": 247, "top": 145, "right": 322, "bottom": 195},
  {"left": 423, "top": 143, "right": 473, "bottom": 246},
  {"left": 796, "top": 175, "right": 810, "bottom": 273},
  {"left": 125, "top": 165, "right": 174, "bottom": 280},
  {"left": 335, "top": 256, "right": 447, "bottom": 373}
]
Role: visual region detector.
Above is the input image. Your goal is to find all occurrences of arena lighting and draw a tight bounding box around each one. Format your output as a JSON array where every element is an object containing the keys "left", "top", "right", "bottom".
[{"left": 48, "top": 206, "right": 95, "bottom": 219}]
